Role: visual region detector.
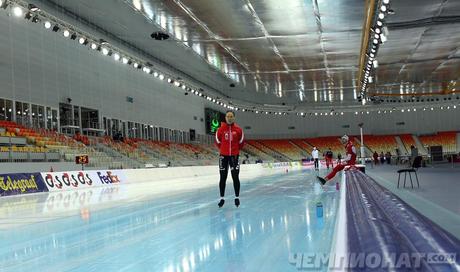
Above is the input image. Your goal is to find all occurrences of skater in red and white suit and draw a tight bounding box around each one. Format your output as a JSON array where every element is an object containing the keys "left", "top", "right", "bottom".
[
  {"left": 317, "top": 135, "right": 356, "bottom": 185},
  {"left": 215, "top": 110, "right": 244, "bottom": 208}
]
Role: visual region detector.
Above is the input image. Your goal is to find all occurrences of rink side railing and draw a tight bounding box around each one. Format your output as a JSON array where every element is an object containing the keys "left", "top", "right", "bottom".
[
  {"left": 329, "top": 169, "right": 459, "bottom": 271},
  {"left": 0, "top": 162, "right": 303, "bottom": 197}
]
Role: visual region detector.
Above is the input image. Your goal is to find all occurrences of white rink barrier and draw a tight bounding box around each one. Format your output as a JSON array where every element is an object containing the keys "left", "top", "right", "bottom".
[
  {"left": 121, "top": 164, "right": 292, "bottom": 195},
  {"left": 122, "top": 164, "right": 282, "bottom": 183},
  {"left": 1, "top": 163, "right": 304, "bottom": 197},
  {"left": 0, "top": 164, "right": 306, "bottom": 223}
]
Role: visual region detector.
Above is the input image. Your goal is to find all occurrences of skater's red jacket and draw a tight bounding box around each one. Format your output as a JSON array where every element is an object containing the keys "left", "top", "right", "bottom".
[{"left": 215, "top": 122, "right": 244, "bottom": 156}]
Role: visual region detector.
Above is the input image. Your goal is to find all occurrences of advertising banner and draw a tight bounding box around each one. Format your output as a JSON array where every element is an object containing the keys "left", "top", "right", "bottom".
[
  {"left": 41, "top": 170, "right": 126, "bottom": 192},
  {"left": 0, "top": 172, "right": 48, "bottom": 197},
  {"left": 263, "top": 161, "right": 303, "bottom": 169}
]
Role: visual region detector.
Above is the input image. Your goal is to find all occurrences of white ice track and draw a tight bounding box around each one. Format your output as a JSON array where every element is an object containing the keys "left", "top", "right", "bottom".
[{"left": 0, "top": 166, "right": 341, "bottom": 272}]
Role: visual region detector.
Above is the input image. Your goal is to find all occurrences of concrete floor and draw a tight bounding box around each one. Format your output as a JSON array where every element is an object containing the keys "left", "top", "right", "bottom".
[{"left": 366, "top": 163, "right": 460, "bottom": 238}]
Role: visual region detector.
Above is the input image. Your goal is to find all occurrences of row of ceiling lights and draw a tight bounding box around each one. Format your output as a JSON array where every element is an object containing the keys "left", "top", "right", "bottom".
[
  {"left": 3, "top": 0, "right": 456, "bottom": 117},
  {"left": 361, "top": 0, "right": 392, "bottom": 104},
  {"left": 5, "top": 102, "right": 459, "bottom": 119},
  {"left": 0, "top": 0, "right": 251, "bottom": 111},
  {"left": 2, "top": 0, "right": 404, "bottom": 117},
  {"left": 246, "top": 102, "right": 460, "bottom": 117},
  {"left": 354, "top": 104, "right": 459, "bottom": 115}
]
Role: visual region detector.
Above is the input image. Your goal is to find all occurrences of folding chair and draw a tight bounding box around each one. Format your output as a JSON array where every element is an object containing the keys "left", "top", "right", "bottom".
[{"left": 397, "top": 156, "right": 421, "bottom": 188}]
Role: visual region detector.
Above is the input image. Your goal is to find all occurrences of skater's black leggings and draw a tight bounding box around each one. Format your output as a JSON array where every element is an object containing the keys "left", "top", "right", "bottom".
[
  {"left": 314, "top": 158, "right": 319, "bottom": 169},
  {"left": 219, "top": 155, "right": 240, "bottom": 197}
]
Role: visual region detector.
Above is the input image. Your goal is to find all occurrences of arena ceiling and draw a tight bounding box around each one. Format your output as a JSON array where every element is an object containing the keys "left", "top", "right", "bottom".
[{"left": 28, "top": 0, "right": 460, "bottom": 110}]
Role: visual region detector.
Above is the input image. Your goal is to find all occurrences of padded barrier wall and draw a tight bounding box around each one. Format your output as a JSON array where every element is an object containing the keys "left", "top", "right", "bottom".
[{"left": 345, "top": 170, "right": 460, "bottom": 271}]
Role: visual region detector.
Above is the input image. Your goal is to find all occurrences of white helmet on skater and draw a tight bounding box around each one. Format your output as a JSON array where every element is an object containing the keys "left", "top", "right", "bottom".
[{"left": 340, "top": 135, "right": 349, "bottom": 144}]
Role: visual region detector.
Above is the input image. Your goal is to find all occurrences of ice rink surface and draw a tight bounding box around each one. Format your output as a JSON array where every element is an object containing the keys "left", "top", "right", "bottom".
[{"left": 0, "top": 169, "right": 340, "bottom": 272}]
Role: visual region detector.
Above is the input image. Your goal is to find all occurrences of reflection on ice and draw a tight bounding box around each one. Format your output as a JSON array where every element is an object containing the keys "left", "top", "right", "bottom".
[{"left": 0, "top": 169, "right": 339, "bottom": 272}]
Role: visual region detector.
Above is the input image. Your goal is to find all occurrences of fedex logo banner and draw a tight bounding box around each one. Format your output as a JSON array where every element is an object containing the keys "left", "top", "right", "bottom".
[{"left": 96, "top": 170, "right": 123, "bottom": 185}]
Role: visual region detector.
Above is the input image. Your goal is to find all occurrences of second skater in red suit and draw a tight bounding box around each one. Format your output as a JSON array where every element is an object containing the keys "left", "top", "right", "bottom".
[{"left": 317, "top": 135, "right": 356, "bottom": 185}]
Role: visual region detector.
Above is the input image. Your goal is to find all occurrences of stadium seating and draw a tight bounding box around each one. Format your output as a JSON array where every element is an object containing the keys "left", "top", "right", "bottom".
[
  {"left": 304, "top": 137, "right": 343, "bottom": 158},
  {"left": 0, "top": 119, "right": 457, "bottom": 166},
  {"left": 361, "top": 135, "right": 398, "bottom": 155},
  {"left": 419, "top": 131, "right": 457, "bottom": 153},
  {"left": 241, "top": 141, "right": 275, "bottom": 162},
  {"left": 400, "top": 134, "right": 416, "bottom": 153},
  {"left": 98, "top": 137, "right": 149, "bottom": 162},
  {"left": 245, "top": 140, "right": 284, "bottom": 161},
  {"left": 255, "top": 139, "right": 305, "bottom": 160},
  {"left": 290, "top": 139, "right": 314, "bottom": 154}
]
